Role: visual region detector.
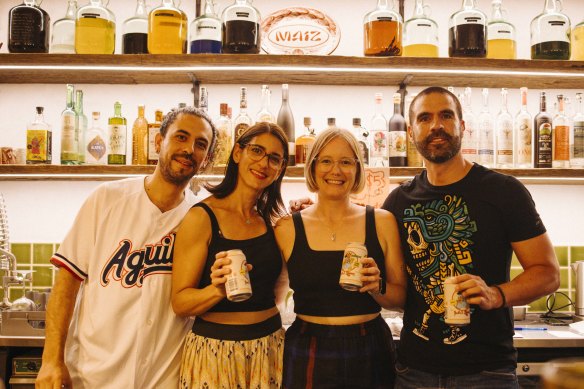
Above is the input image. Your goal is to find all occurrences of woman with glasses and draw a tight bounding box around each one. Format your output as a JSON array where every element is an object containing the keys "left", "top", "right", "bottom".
[
  {"left": 172, "top": 122, "right": 289, "bottom": 388},
  {"left": 274, "top": 127, "right": 407, "bottom": 388}
]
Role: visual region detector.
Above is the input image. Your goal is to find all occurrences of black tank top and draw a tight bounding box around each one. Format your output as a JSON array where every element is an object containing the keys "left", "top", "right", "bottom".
[
  {"left": 195, "top": 202, "right": 282, "bottom": 313},
  {"left": 287, "top": 205, "right": 386, "bottom": 316}
]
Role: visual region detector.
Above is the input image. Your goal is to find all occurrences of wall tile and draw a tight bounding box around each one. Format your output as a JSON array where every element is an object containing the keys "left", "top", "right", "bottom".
[
  {"left": 554, "top": 246, "right": 569, "bottom": 266},
  {"left": 33, "top": 243, "right": 54, "bottom": 265},
  {"left": 33, "top": 266, "right": 53, "bottom": 287},
  {"left": 9, "top": 243, "right": 31, "bottom": 264}
]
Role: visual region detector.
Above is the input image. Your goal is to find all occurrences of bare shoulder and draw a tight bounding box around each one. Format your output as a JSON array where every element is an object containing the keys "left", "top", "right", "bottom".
[
  {"left": 177, "top": 205, "right": 212, "bottom": 236},
  {"left": 373, "top": 207, "right": 398, "bottom": 226},
  {"left": 274, "top": 214, "right": 294, "bottom": 233}
]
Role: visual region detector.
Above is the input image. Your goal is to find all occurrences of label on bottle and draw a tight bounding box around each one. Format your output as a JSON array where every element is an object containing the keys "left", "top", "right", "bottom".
[
  {"left": 461, "top": 120, "right": 478, "bottom": 162},
  {"left": 109, "top": 125, "right": 127, "bottom": 155},
  {"left": 478, "top": 119, "right": 494, "bottom": 165},
  {"left": 224, "top": 6, "right": 255, "bottom": 22},
  {"left": 26, "top": 130, "right": 51, "bottom": 162},
  {"left": 370, "top": 130, "right": 388, "bottom": 159},
  {"left": 537, "top": 122, "right": 552, "bottom": 166},
  {"left": 234, "top": 122, "right": 250, "bottom": 141},
  {"left": 574, "top": 122, "right": 584, "bottom": 160},
  {"left": 488, "top": 27, "right": 513, "bottom": 40},
  {"left": 148, "top": 126, "right": 159, "bottom": 162},
  {"left": 388, "top": 131, "right": 407, "bottom": 158},
  {"left": 515, "top": 117, "right": 532, "bottom": 166},
  {"left": 496, "top": 120, "right": 513, "bottom": 165},
  {"left": 193, "top": 19, "right": 222, "bottom": 41},
  {"left": 10, "top": 10, "right": 39, "bottom": 46},
  {"left": 553, "top": 125, "right": 570, "bottom": 161},
  {"left": 61, "top": 115, "right": 77, "bottom": 153},
  {"left": 86, "top": 135, "right": 106, "bottom": 163},
  {"left": 542, "top": 18, "right": 570, "bottom": 42}
]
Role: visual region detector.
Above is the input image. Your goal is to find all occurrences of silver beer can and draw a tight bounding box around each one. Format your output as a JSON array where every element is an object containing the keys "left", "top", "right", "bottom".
[
  {"left": 443, "top": 276, "right": 470, "bottom": 326},
  {"left": 339, "top": 242, "right": 367, "bottom": 291},
  {"left": 225, "top": 249, "right": 252, "bottom": 302}
]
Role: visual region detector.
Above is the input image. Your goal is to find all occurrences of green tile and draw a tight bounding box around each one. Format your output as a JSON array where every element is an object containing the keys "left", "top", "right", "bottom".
[
  {"left": 8, "top": 287, "right": 24, "bottom": 301},
  {"left": 559, "top": 269, "right": 569, "bottom": 289},
  {"left": 570, "top": 246, "right": 584, "bottom": 262},
  {"left": 9, "top": 243, "right": 31, "bottom": 264},
  {"left": 33, "top": 244, "right": 54, "bottom": 265},
  {"left": 510, "top": 268, "right": 522, "bottom": 280},
  {"left": 554, "top": 246, "right": 569, "bottom": 266},
  {"left": 32, "top": 266, "right": 53, "bottom": 287},
  {"left": 528, "top": 296, "right": 549, "bottom": 312}
]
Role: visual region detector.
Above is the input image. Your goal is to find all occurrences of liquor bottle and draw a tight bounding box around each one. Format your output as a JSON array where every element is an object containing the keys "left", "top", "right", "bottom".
[
  {"left": 233, "top": 87, "right": 253, "bottom": 141},
  {"left": 296, "top": 117, "right": 316, "bottom": 166},
  {"left": 530, "top": 0, "right": 571, "bottom": 60},
  {"left": 26, "top": 107, "right": 52, "bottom": 164},
  {"left": 487, "top": 0, "right": 517, "bottom": 59},
  {"left": 8, "top": 0, "right": 50, "bottom": 53},
  {"left": 572, "top": 93, "right": 584, "bottom": 167},
  {"left": 147, "top": 109, "right": 163, "bottom": 165},
  {"left": 75, "top": 90, "right": 87, "bottom": 164},
  {"left": 75, "top": 0, "right": 115, "bottom": 54},
  {"left": 50, "top": 0, "right": 77, "bottom": 53},
  {"left": 277, "top": 84, "right": 296, "bottom": 166},
  {"left": 352, "top": 118, "right": 370, "bottom": 167},
  {"left": 132, "top": 105, "right": 148, "bottom": 165},
  {"left": 326, "top": 118, "right": 337, "bottom": 130},
  {"left": 405, "top": 94, "right": 423, "bottom": 167},
  {"left": 573, "top": 19, "right": 584, "bottom": 60},
  {"left": 449, "top": 0, "right": 487, "bottom": 58},
  {"left": 61, "top": 84, "right": 78, "bottom": 165},
  {"left": 370, "top": 93, "right": 388, "bottom": 167},
  {"left": 108, "top": 102, "right": 127, "bottom": 165},
  {"left": 552, "top": 95, "right": 571, "bottom": 168},
  {"left": 534, "top": 92, "right": 553, "bottom": 168},
  {"left": 199, "top": 87, "right": 209, "bottom": 112},
  {"left": 215, "top": 103, "right": 233, "bottom": 166},
  {"left": 461, "top": 88, "right": 478, "bottom": 163},
  {"left": 478, "top": 88, "right": 495, "bottom": 168},
  {"left": 222, "top": 0, "right": 261, "bottom": 54},
  {"left": 403, "top": 0, "right": 439, "bottom": 58},
  {"left": 388, "top": 93, "right": 407, "bottom": 167},
  {"left": 495, "top": 88, "right": 514, "bottom": 168},
  {"left": 148, "top": 0, "right": 188, "bottom": 54},
  {"left": 514, "top": 88, "right": 533, "bottom": 168},
  {"left": 190, "top": 0, "right": 222, "bottom": 54},
  {"left": 84, "top": 112, "right": 107, "bottom": 165},
  {"left": 255, "top": 85, "right": 275, "bottom": 123},
  {"left": 122, "top": 0, "right": 148, "bottom": 54},
  {"left": 363, "top": 0, "right": 403, "bottom": 56}
]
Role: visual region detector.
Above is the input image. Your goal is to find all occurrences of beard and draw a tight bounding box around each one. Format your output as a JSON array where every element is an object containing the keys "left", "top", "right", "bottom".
[
  {"left": 158, "top": 152, "right": 198, "bottom": 186},
  {"left": 414, "top": 129, "right": 462, "bottom": 163}
]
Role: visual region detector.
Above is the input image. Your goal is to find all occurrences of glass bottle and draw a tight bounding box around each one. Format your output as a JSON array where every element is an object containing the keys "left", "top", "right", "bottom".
[
  {"left": 75, "top": 90, "right": 87, "bottom": 164},
  {"left": 571, "top": 93, "right": 584, "bottom": 167},
  {"left": 50, "top": 0, "right": 77, "bottom": 53},
  {"left": 449, "top": 0, "right": 487, "bottom": 58},
  {"left": 363, "top": 0, "right": 403, "bottom": 56},
  {"left": 61, "top": 84, "right": 78, "bottom": 165},
  {"left": 75, "top": 0, "right": 115, "bottom": 54},
  {"left": 123, "top": 0, "right": 148, "bottom": 54},
  {"left": 370, "top": 93, "right": 388, "bottom": 167},
  {"left": 132, "top": 105, "right": 148, "bottom": 165},
  {"left": 478, "top": 88, "right": 495, "bottom": 168},
  {"left": 389, "top": 93, "right": 407, "bottom": 167},
  {"left": 352, "top": 118, "right": 370, "bottom": 167},
  {"left": 552, "top": 95, "right": 571, "bottom": 167},
  {"left": 487, "top": 0, "right": 517, "bottom": 59},
  {"left": 514, "top": 88, "right": 533, "bottom": 168},
  {"left": 148, "top": 0, "right": 188, "bottom": 54},
  {"left": 295, "top": 117, "right": 316, "bottom": 167},
  {"left": 495, "top": 88, "right": 514, "bottom": 168},
  {"left": 84, "top": 111, "right": 107, "bottom": 165},
  {"left": 215, "top": 103, "right": 233, "bottom": 166},
  {"left": 26, "top": 107, "right": 52, "bottom": 164},
  {"left": 8, "top": 0, "right": 50, "bottom": 53},
  {"left": 147, "top": 109, "right": 163, "bottom": 165},
  {"left": 199, "top": 87, "right": 209, "bottom": 112},
  {"left": 572, "top": 18, "right": 584, "bottom": 60},
  {"left": 190, "top": 0, "right": 222, "bottom": 54},
  {"left": 531, "top": 0, "right": 571, "bottom": 60},
  {"left": 277, "top": 84, "right": 296, "bottom": 166},
  {"left": 403, "top": 0, "right": 439, "bottom": 58},
  {"left": 255, "top": 85, "right": 275, "bottom": 123},
  {"left": 534, "top": 92, "right": 553, "bottom": 168},
  {"left": 461, "top": 88, "right": 478, "bottom": 163},
  {"left": 222, "top": 0, "right": 261, "bottom": 54},
  {"left": 405, "top": 94, "right": 423, "bottom": 167},
  {"left": 108, "top": 102, "right": 127, "bottom": 165},
  {"left": 233, "top": 87, "right": 253, "bottom": 141}
]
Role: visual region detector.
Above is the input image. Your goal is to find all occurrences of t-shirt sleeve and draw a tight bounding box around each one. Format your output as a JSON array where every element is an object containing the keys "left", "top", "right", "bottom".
[
  {"left": 502, "top": 176, "right": 547, "bottom": 243},
  {"left": 382, "top": 187, "right": 399, "bottom": 213}
]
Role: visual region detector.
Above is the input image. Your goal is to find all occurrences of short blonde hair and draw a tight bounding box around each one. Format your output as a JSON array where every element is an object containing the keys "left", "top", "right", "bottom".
[{"left": 304, "top": 127, "right": 366, "bottom": 193}]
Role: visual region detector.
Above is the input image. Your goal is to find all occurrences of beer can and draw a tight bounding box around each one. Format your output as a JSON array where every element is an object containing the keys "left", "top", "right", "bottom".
[
  {"left": 225, "top": 249, "right": 252, "bottom": 302},
  {"left": 443, "top": 277, "right": 470, "bottom": 326},
  {"left": 339, "top": 242, "right": 367, "bottom": 291}
]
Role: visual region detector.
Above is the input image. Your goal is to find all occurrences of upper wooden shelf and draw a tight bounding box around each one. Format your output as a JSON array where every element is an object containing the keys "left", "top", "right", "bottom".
[{"left": 1, "top": 54, "right": 583, "bottom": 89}]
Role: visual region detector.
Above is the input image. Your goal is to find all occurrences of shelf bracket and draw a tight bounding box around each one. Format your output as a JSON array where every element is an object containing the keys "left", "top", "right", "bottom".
[
  {"left": 397, "top": 74, "right": 413, "bottom": 116},
  {"left": 189, "top": 73, "right": 201, "bottom": 108}
]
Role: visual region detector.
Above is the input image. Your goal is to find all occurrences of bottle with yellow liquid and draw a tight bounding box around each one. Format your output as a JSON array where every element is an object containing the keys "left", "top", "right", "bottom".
[
  {"left": 75, "top": 0, "right": 115, "bottom": 54},
  {"left": 148, "top": 0, "right": 188, "bottom": 54},
  {"left": 572, "top": 19, "right": 584, "bottom": 60},
  {"left": 364, "top": 0, "right": 403, "bottom": 56},
  {"left": 403, "top": 0, "right": 439, "bottom": 57},
  {"left": 487, "top": 0, "right": 516, "bottom": 59}
]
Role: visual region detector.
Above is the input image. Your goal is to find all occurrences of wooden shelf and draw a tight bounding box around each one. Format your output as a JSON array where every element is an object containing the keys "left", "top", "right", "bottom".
[{"left": 1, "top": 54, "right": 583, "bottom": 89}]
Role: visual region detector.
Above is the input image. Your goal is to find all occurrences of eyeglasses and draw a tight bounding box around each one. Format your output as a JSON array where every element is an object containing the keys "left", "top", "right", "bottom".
[
  {"left": 243, "top": 143, "right": 286, "bottom": 169},
  {"left": 315, "top": 157, "right": 358, "bottom": 172}
]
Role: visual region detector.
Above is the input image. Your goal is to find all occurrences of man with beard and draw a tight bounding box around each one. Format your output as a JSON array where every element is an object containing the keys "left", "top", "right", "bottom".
[
  {"left": 382, "top": 87, "right": 559, "bottom": 388},
  {"left": 36, "top": 106, "right": 217, "bottom": 389}
]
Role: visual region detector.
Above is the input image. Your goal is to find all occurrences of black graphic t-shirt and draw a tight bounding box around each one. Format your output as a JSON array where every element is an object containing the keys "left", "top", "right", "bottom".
[{"left": 383, "top": 163, "right": 546, "bottom": 375}]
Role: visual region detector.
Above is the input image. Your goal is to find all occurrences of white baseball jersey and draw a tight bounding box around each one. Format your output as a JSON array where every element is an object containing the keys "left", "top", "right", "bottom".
[{"left": 51, "top": 177, "right": 196, "bottom": 389}]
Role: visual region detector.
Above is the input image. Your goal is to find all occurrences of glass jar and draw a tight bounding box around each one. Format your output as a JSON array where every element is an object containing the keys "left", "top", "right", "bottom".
[
  {"left": 531, "top": 0, "right": 571, "bottom": 60},
  {"left": 403, "top": 0, "right": 438, "bottom": 57},
  {"left": 487, "top": 0, "right": 516, "bottom": 59},
  {"left": 8, "top": 0, "right": 50, "bottom": 53},
  {"left": 50, "top": 0, "right": 77, "bottom": 53},
  {"left": 573, "top": 18, "right": 584, "bottom": 60},
  {"left": 222, "top": 0, "right": 261, "bottom": 54},
  {"left": 190, "top": 0, "right": 222, "bottom": 53},
  {"left": 75, "top": 0, "right": 116, "bottom": 54},
  {"left": 148, "top": 0, "right": 188, "bottom": 54},
  {"left": 448, "top": 0, "right": 487, "bottom": 58},
  {"left": 123, "top": 0, "right": 148, "bottom": 54},
  {"left": 363, "top": 0, "right": 403, "bottom": 56}
]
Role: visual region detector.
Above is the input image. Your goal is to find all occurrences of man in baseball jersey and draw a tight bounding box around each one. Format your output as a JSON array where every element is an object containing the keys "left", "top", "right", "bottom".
[{"left": 36, "top": 106, "right": 217, "bottom": 389}]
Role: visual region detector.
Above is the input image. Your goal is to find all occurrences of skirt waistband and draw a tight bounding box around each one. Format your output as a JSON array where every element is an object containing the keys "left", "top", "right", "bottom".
[
  {"left": 191, "top": 314, "right": 282, "bottom": 341},
  {"left": 289, "top": 315, "right": 387, "bottom": 338}
]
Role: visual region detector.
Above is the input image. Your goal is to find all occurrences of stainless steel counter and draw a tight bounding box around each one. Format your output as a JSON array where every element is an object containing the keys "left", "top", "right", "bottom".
[{"left": 513, "top": 314, "right": 584, "bottom": 348}]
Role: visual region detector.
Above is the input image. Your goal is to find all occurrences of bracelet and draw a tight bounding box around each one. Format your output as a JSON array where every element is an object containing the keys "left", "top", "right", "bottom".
[{"left": 492, "top": 284, "right": 506, "bottom": 309}]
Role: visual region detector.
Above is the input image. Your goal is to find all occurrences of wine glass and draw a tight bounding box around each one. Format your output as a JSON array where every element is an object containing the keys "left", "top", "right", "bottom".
[{"left": 10, "top": 270, "right": 36, "bottom": 311}]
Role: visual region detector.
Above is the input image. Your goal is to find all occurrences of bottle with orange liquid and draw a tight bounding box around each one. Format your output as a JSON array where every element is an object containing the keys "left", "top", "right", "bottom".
[
  {"left": 148, "top": 0, "right": 188, "bottom": 54},
  {"left": 403, "top": 0, "right": 439, "bottom": 57},
  {"left": 364, "top": 0, "right": 403, "bottom": 56},
  {"left": 75, "top": 0, "right": 115, "bottom": 54},
  {"left": 487, "top": 0, "right": 516, "bottom": 59}
]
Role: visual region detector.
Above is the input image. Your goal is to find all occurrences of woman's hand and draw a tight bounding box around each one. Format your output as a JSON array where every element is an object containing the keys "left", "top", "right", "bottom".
[
  {"left": 210, "top": 252, "right": 253, "bottom": 297},
  {"left": 359, "top": 257, "right": 382, "bottom": 295}
]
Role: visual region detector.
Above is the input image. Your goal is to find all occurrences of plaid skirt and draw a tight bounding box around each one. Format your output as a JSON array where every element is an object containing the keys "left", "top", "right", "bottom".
[{"left": 283, "top": 315, "right": 396, "bottom": 389}]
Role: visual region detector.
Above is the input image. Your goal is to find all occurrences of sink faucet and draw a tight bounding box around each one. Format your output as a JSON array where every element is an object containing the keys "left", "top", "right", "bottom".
[{"left": 0, "top": 247, "right": 24, "bottom": 309}]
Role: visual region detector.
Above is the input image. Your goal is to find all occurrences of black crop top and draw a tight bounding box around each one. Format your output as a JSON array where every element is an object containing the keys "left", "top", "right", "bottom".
[
  {"left": 195, "top": 202, "right": 282, "bottom": 313},
  {"left": 287, "top": 205, "right": 386, "bottom": 316}
]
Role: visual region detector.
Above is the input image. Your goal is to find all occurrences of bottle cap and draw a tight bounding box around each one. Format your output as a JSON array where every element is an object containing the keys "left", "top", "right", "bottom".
[
  {"left": 304, "top": 117, "right": 312, "bottom": 126},
  {"left": 353, "top": 118, "right": 361, "bottom": 126},
  {"left": 327, "top": 118, "right": 336, "bottom": 126},
  {"left": 36, "top": 107, "right": 44, "bottom": 114},
  {"left": 220, "top": 103, "right": 228, "bottom": 115}
]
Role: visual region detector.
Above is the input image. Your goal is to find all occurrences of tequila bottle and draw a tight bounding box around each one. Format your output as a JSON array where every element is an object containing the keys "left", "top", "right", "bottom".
[
  {"left": 61, "top": 84, "right": 78, "bottom": 165},
  {"left": 403, "top": 0, "right": 439, "bottom": 58},
  {"left": 370, "top": 93, "right": 388, "bottom": 167},
  {"left": 461, "top": 88, "right": 478, "bottom": 163},
  {"left": 531, "top": 0, "right": 571, "bottom": 60},
  {"left": 364, "top": 0, "right": 403, "bottom": 56},
  {"left": 296, "top": 117, "right": 316, "bottom": 166},
  {"left": 123, "top": 0, "right": 148, "bottom": 54},
  {"left": 277, "top": 84, "right": 296, "bottom": 166},
  {"left": 255, "top": 85, "right": 275, "bottom": 123},
  {"left": 514, "top": 88, "right": 533, "bottom": 168},
  {"left": 233, "top": 87, "right": 253, "bottom": 141},
  {"left": 199, "top": 87, "right": 209, "bottom": 112},
  {"left": 487, "top": 0, "right": 516, "bottom": 59},
  {"left": 572, "top": 18, "right": 584, "bottom": 60},
  {"left": 449, "top": 0, "right": 487, "bottom": 58},
  {"left": 352, "top": 118, "right": 370, "bottom": 167},
  {"left": 132, "top": 105, "right": 148, "bottom": 165},
  {"left": 572, "top": 93, "right": 584, "bottom": 167},
  {"left": 495, "top": 88, "right": 514, "bottom": 168},
  {"left": 84, "top": 112, "right": 107, "bottom": 165},
  {"left": 478, "top": 88, "right": 495, "bottom": 168},
  {"left": 534, "top": 92, "right": 553, "bottom": 168},
  {"left": 8, "top": 0, "right": 50, "bottom": 53},
  {"left": 222, "top": 0, "right": 261, "bottom": 54},
  {"left": 388, "top": 93, "right": 407, "bottom": 166},
  {"left": 75, "top": 0, "right": 115, "bottom": 54},
  {"left": 108, "top": 102, "right": 127, "bottom": 165},
  {"left": 215, "top": 103, "right": 233, "bottom": 166},
  {"left": 552, "top": 95, "right": 571, "bottom": 167},
  {"left": 26, "top": 107, "right": 52, "bottom": 164},
  {"left": 50, "top": 0, "right": 77, "bottom": 53},
  {"left": 148, "top": 0, "right": 188, "bottom": 54},
  {"left": 147, "top": 109, "right": 163, "bottom": 165},
  {"left": 190, "top": 0, "right": 222, "bottom": 53},
  {"left": 75, "top": 90, "right": 87, "bottom": 164}
]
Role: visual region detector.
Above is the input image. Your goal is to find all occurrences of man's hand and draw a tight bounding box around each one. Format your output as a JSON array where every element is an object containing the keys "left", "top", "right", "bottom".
[
  {"left": 36, "top": 360, "right": 72, "bottom": 389},
  {"left": 452, "top": 274, "right": 503, "bottom": 310},
  {"left": 289, "top": 198, "right": 313, "bottom": 213}
]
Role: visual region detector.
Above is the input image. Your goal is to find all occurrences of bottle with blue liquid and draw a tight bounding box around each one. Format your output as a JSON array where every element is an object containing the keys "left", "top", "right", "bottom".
[{"left": 190, "top": 0, "right": 222, "bottom": 53}]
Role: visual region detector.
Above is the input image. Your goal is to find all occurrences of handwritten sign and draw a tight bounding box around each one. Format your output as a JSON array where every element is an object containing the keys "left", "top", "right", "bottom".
[{"left": 350, "top": 168, "right": 391, "bottom": 208}]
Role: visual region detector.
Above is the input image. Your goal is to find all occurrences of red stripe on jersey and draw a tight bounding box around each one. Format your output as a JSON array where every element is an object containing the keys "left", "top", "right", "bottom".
[{"left": 51, "top": 257, "right": 85, "bottom": 281}]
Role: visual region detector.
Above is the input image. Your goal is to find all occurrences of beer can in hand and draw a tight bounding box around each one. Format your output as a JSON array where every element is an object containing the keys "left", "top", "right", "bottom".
[
  {"left": 339, "top": 242, "right": 367, "bottom": 291},
  {"left": 443, "top": 277, "right": 470, "bottom": 326},
  {"left": 225, "top": 249, "right": 252, "bottom": 302}
]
